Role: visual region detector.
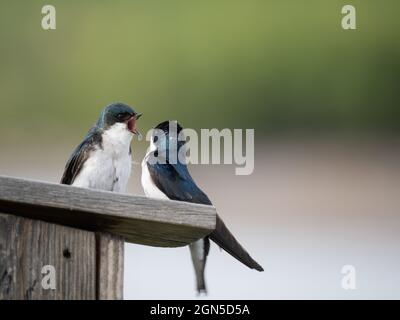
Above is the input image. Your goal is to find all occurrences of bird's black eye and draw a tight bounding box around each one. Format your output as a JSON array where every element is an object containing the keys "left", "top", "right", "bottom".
[
  {"left": 117, "top": 112, "right": 130, "bottom": 121},
  {"left": 153, "top": 136, "right": 158, "bottom": 143}
]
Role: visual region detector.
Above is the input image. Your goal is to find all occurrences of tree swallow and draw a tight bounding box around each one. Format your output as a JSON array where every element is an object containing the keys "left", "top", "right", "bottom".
[
  {"left": 61, "top": 102, "right": 141, "bottom": 193},
  {"left": 141, "top": 120, "right": 263, "bottom": 294}
]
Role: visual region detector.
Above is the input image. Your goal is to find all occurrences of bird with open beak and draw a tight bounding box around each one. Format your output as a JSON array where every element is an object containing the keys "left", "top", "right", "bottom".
[{"left": 61, "top": 102, "right": 142, "bottom": 193}]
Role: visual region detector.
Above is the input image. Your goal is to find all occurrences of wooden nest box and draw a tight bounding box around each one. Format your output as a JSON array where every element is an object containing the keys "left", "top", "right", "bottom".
[{"left": 0, "top": 176, "right": 216, "bottom": 299}]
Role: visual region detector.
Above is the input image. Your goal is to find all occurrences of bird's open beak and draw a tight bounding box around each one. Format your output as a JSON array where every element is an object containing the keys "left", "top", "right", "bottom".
[{"left": 127, "top": 113, "right": 142, "bottom": 138}]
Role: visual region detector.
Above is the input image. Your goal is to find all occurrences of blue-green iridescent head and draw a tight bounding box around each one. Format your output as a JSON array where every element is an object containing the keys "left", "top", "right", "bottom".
[{"left": 97, "top": 102, "right": 142, "bottom": 134}]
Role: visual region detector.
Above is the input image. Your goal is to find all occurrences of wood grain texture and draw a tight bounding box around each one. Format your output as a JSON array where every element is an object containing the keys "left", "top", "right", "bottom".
[
  {"left": 96, "top": 233, "right": 124, "bottom": 300},
  {"left": 0, "top": 213, "right": 96, "bottom": 300},
  {"left": 0, "top": 175, "right": 216, "bottom": 247}
]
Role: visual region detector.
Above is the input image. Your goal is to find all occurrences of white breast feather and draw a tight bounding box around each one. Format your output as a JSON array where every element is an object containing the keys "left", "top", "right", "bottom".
[
  {"left": 141, "top": 140, "right": 169, "bottom": 200},
  {"left": 141, "top": 158, "right": 169, "bottom": 199},
  {"left": 72, "top": 123, "right": 132, "bottom": 193}
]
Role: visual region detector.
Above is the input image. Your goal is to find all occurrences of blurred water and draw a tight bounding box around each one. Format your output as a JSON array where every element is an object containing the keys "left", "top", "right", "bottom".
[{"left": 1, "top": 136, "right": 399, "bottom": 299}]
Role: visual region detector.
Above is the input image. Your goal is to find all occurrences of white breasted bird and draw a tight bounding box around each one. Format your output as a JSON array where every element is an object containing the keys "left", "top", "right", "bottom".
[
  {"left": 141, "top": 120, "right": 263, "bottom": 294},
  {"left": 61, "top": 102, "right": 141, "bottom": 193}
]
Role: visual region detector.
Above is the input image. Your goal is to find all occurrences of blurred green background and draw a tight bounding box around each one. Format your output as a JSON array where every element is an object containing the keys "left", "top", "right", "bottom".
[{"left": 0, "top": 0, "right": 399, "bottom": 143}]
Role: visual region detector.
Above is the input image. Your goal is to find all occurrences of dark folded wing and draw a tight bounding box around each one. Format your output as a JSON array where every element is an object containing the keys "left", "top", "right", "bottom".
[
  {"left": 147, "top": 161, "right": 263, "bottom": 271},
  {"left": 147, "top": 161, "right": 212, "bottom": 205},
  {"left": 60, "top": 128, "right": 102, "bottom": 185},
  {"left": 210, "top": 215, "right": 264, "bottom": 271}
]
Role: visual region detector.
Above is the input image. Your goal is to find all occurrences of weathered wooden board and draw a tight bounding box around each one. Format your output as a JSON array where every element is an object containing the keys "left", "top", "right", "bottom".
[
  {"left": 96, "top": 233, "right": 124, "bottom": 300},
  {"left": 0, "top": 213, "right": 96, "bottom": 300},
  {"left": 0, "top": 176, "right": 216, "bottom": 247}
]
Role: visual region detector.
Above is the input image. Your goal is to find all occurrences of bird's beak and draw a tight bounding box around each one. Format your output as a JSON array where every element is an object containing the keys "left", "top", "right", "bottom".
[{"left": 127, "top": 113, "right": 142, "bottom": 139}]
